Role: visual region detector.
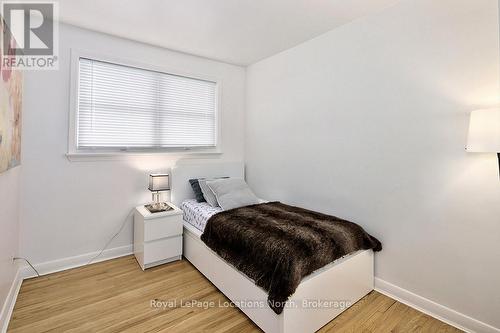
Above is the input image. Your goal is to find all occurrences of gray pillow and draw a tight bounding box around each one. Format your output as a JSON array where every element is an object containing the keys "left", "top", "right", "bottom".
[
  {"left": 198, "top": 179, "right": 220, "bottom": 207},
  {"left": 206, "top": 178, "right": 259, "bottom": 210}
]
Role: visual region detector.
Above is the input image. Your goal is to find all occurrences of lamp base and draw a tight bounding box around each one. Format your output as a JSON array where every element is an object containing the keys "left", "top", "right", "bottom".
[{"left": 144, "top": 202, "right": 173, "bottom": 214}]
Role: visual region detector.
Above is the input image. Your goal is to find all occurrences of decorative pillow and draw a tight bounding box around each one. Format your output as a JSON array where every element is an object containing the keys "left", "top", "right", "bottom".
[
  {"left": 198, "top": 179, "right": 220, "bottom": 207},
  {"left": 206, "top": 178, "right": 260, "bottom": 211},
  {"left": 189, "top": 179, "right": 206, "bottom": 203}
]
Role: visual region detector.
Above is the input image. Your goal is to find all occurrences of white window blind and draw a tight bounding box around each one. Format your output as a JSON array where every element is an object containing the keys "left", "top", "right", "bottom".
[{"left": 77, "top": 57, "right": 217, "bottom": 150}]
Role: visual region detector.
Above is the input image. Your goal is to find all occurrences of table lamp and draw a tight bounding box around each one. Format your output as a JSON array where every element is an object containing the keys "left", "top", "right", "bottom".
[
  {"left": 466, "top": 108, "right": 500, "bottom": 177},
  {"left": 146, "top": 173, "right": 172, "bottom": 213}
]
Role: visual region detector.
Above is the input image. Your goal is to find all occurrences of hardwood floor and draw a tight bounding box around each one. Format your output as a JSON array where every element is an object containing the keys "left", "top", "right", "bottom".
[{"left": 8, "top": 256, "right": 462, "bottom": 332}]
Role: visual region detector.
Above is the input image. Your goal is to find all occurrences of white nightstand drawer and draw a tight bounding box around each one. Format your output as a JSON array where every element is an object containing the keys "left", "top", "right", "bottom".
[
  {"left": 134, "top": 203, "right": 183, "bottom": 270},
  {"left": 144, "top": 214, "right": 183, "bottom": 241},
  {"left": 144, "top": 236, "right": 182, "bottom": 264}
]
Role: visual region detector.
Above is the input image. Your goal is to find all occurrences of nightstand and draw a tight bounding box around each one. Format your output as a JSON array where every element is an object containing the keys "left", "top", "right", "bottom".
[{"left": 133, "top": 203, "right": 183, "bottom": 270}]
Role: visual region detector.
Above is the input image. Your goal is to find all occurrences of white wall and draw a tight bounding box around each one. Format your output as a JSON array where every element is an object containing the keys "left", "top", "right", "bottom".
[
  {"left": 246, "top": 0, "right": 500, "bottom": 329},
  {"left": 0, "top": 167, "right": 20, "bottom": 326},
  {"left": 20, "top": 23, "right": 245, "bottom": 265}
]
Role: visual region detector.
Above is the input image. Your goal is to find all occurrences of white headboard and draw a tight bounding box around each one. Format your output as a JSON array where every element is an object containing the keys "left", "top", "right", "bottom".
[{"left": 171, "top": 161, "right": 245, "bottom": 207}]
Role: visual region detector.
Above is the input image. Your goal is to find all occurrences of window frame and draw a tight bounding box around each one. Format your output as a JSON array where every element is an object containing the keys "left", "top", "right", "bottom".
[{"left": 68, "top": 49, "right": 222, "bottom": 159}]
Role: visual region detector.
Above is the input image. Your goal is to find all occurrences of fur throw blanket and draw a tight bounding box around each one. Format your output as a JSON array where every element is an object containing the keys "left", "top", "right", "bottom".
[{"left": 200, "top": 202, "right": 382, "bottom": 314}]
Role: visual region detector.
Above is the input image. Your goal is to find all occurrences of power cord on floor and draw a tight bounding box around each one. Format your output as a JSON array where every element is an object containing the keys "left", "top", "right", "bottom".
[
  {"left": 87, "top": 209, "right": 134, "bottom": 265},
  {"left": 13, "top": 257, "right": 40, "bottom": 277},
  {"left": 12, "top": 209, "right": 135, "bottom": 278}
]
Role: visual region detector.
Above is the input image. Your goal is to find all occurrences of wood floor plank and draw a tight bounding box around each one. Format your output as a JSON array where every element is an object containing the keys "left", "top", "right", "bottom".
[
  {"left": 319, "top": 291, "right": 395, "bottom": 332},
  {"left": 8, "top": 255, "right": 462, "bottom": 332}
]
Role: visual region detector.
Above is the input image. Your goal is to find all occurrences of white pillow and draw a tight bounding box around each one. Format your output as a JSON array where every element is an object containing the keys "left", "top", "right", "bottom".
[
  {"left": 198, "top": 179, "right": 220, "bottom": 207},
  {"left": 206, "top": 178, "right": 260, "bottom": 210}
]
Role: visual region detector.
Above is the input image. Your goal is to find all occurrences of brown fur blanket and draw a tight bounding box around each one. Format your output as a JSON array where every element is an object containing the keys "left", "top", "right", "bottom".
[{"left": 200, "top": 202, "right": 382, "bottom": 314}]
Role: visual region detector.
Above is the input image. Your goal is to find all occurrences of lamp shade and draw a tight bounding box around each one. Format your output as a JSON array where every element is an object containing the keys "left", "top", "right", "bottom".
[
  {"left": 466, "top": 109, "right": 500, "bottom": 152},
  {"left": 148, "top": 174, "right": 170, "bottom": 191}
]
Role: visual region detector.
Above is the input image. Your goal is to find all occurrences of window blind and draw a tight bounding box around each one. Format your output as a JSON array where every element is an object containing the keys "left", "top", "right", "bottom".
[{"left": 77, "top": 57, "right": 217, "bottom": 150}]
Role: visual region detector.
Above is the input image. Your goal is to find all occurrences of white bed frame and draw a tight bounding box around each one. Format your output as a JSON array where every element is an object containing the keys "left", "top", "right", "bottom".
[{"left": 171, "top": 161, "right": 374, "bottom": 333}]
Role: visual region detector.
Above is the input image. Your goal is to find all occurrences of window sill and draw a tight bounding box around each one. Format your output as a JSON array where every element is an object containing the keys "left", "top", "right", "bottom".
[{"left": 66, "top": 150, "right": 222, "bottom": 162}]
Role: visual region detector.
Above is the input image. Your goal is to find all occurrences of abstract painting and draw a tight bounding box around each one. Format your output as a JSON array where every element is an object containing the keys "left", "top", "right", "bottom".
[{"left": 0, "top": 18, "right": 22, "bottom": 173}]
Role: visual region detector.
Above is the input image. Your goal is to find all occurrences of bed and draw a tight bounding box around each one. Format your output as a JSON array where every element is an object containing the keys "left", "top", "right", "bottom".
[{"left": 171, "top": 161, "right": 375, "bottom": 333}]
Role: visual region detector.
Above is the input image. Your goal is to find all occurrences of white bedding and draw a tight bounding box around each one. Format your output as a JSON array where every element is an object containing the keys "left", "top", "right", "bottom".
[{"left": 181, "top": 199, "right": 222, "bottom": 232}]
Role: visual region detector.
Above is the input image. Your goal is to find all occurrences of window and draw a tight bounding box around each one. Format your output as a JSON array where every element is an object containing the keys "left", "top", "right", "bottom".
[{"left": 74, "top": 57, "right": 218, "bottom": 152}]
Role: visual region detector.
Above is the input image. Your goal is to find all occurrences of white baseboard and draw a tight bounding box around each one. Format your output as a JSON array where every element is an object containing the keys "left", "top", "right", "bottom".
[
  {"left": 0, "top": 267, "right": 23, "bottom": 333},
  {"left": 375, "top": 278, "right": 500, "bottom": 333},
  {"left": 19, "top": 244, "right": 133, "bottom": 279}
]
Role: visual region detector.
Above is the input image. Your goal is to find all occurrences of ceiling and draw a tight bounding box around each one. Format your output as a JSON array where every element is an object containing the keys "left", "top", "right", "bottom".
[{"left": 58, "top": 0, "right": 400, "bottom": 66}]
